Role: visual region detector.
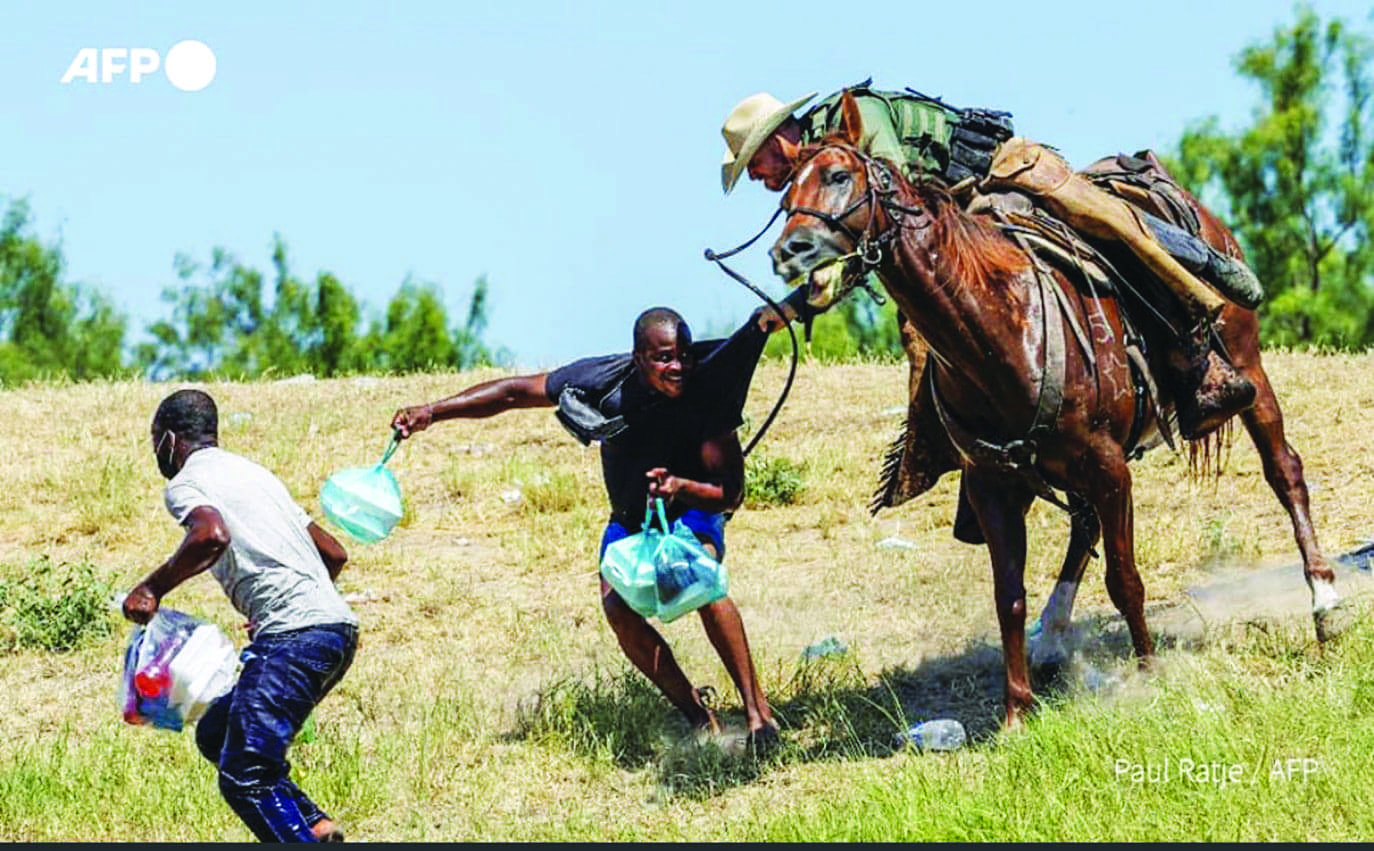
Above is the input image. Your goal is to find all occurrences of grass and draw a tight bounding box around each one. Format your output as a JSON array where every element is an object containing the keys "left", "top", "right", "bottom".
[{"left": 0, "top": 353, "right": 1372, "bottom": 840}]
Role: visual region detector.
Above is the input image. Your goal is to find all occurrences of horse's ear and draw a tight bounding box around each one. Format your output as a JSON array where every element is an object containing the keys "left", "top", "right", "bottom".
[{"left": 836, "top": 90, "right": 864, "bottom": 147}]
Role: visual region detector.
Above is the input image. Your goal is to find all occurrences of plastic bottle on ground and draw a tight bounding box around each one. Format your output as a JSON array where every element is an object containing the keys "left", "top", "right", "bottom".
[{"left": 896, "top": 718, "right": 966, "bottom": 751}]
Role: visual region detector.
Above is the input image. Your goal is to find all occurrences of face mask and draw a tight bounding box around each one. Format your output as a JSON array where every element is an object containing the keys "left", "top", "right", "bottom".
[{"left": 154, "top": 429, "right": 179, "bottom": 479}]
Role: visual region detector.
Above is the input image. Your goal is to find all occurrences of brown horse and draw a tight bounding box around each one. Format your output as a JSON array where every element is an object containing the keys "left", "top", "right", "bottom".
[{"left": 770, "top": 91, "right": 1347, "bottom": 728}]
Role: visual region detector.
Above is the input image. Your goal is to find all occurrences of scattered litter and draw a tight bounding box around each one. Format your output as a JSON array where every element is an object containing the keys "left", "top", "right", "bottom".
[
  {"left": 879, "top": 405, "right": 906, "bottom": 417},
  {"left": 342, "top": 590, "right": 383, "bottom": 605},
  {"left": 225, "top": 411, "right": 253, "bottom": 429},
  {"left": 454, "top": 537, "right": 472, "bottom": 547},
  {"left": 1335, "top": 541, "right": 1374, "bottom": 572},
  {"left": 801, "top": 636, "right": 848, "bottom": 660},
  {"left": 1080, "top": 665, "right": 1123, "bottom": 694},
  {"left": 458, "top": 443, "right": 494, "bottom": 457},
  {"left": 500, "top": 488, "right": 523, "bottom": 505},
  {"left": 895, "top": 718, "right": 966, "bottom": 751},
  {"left": 876, "top": 536, "right": 918, "bottom": 551}
]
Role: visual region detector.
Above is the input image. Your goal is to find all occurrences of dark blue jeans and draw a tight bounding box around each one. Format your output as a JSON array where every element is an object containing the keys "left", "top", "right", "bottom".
[{"left": 195, "top": 622, "right": 357, "bottom": 843}]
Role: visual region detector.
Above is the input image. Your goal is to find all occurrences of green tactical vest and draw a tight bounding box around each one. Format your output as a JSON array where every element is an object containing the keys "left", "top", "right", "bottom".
[
  {"left": 798, "top": 85, "right": 1014, "bottom": 184},
  {"left": 799, "top": 87, "right": 958, "bottom": 180}
]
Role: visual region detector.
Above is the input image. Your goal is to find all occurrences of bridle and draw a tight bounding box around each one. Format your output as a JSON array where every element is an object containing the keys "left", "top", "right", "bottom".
[
  {"left": 697, "top": 144, "right": 926, "bottom": 458},
  {"left": 779, "top": 143, "right": 932, "bottom": 305}
]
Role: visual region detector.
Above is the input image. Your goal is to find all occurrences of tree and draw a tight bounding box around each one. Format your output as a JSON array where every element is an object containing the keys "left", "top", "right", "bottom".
[
  {"left": 0, "top": 198, "right": 127, "bottom": 384},
  {"left": 140, "top": 234, "right": 507, "bottom": 379},
  {"left": 762, "top": 284, "right": 905, "bottom": 363},
  {"left": 1170, "top": 5, "right": 1374, "bottom": 349}
]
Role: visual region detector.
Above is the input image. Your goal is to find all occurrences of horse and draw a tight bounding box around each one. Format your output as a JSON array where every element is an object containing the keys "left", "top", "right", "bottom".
[{"left": 769, "top": 90, "right": 1347, "bottom": 728}]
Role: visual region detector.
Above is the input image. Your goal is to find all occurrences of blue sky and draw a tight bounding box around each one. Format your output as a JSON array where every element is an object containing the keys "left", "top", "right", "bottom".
[{"left": 2, "top": 0, "right": 1370, "bottom": 370}]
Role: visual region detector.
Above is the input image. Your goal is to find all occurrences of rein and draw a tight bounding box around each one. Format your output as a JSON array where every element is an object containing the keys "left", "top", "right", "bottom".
[{"left": 703, "top": 215, "right": 800, "bottom": 459}]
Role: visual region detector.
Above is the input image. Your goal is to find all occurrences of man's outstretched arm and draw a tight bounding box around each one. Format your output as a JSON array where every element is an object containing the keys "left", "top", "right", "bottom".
[{"left": 392, "top": 373, "right": 552, "bottom": 438}]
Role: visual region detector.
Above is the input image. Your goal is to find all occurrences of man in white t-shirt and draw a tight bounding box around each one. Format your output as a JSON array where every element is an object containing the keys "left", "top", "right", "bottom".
[{"left": 123, "top": 388, "right": 358, "bottom": 843}]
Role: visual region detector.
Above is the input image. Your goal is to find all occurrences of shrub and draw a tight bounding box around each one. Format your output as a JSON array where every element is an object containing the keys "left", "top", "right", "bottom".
[
  {"left": 0, "top": 557, "right": 114, "bottom": 653},
  {"left": 744, "top": 454, "right": 806, "bottom": 507}
]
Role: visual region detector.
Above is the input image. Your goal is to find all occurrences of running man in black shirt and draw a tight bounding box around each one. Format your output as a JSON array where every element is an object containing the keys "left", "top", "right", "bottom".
[{"left": 391, "top": 307, "right": 781, "bottom": 747}]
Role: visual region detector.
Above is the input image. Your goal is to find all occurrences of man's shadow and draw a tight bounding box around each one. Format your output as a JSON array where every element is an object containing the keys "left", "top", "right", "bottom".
[{"left": 503, "top": 558, "right": 1373, "bottom": 801}]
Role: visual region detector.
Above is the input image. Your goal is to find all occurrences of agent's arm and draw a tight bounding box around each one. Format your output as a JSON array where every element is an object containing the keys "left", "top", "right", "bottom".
[
  {"left": 391, "top": 373, "right": 551, "bottom": 438},
  {"left": 123, "top": 505, "right": 230, "bottom": 624},
  {"left": 308, "top": 521, "right": 348, "bottom": 581},
  {"left": 644, "top": 429, "right": 745, "bottom": 514}
]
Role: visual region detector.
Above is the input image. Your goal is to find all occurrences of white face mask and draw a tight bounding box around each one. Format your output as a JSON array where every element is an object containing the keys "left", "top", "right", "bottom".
[{"left": 153, "top": 428, "right": 179, "bottom": 479}]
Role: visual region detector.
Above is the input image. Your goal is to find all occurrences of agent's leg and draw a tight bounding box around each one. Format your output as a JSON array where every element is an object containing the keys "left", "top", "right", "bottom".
[{"left": 986, "top": 138, "right": 1255, "bottom": 438}]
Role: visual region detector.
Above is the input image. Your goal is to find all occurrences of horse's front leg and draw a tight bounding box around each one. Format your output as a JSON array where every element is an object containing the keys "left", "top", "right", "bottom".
[
  {"left": 1031, "top": 492, "right": 1100, "bottom": 677},
  {"left": 1078, "top": 443, "right": 1154, "bottom": 663},
  {"left": 964, "top": 468, "right": 1036, "bottom": 728}
]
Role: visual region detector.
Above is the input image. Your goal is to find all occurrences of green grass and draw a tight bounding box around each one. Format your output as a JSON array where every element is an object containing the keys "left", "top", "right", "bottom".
[
  {"left": 2, "top": 357, "right": 1373, "bottom": 840},
  {"left": 755, "top": 615, "right": 1374, "bottom": 842},
  {"left": 4, "top": 610, "right": 1372, "bottom": 840}
]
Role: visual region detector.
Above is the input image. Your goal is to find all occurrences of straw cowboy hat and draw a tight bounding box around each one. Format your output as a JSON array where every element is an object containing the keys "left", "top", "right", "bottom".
[{"left": 720, "top": 90, "right": 817, "bottom": 193}]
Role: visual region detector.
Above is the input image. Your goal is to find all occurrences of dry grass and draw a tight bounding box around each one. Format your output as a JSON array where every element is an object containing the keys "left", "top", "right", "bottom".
[{"left": 1, "top": 350, "right": 1371, "bottom": 840}]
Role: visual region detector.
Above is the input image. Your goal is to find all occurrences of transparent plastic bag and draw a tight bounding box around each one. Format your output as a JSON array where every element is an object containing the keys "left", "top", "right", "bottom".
[
  {"left": 320, "top": 432, "right": 404, "bottom": 544},
  {"left": 599, "top": 499, "right": 729, "bottom": 623},
  {"left": 119, "top": 607, "right": 239, "bottom": 732}
]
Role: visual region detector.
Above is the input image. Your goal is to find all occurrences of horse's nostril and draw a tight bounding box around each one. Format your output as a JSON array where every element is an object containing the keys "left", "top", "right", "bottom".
[{"left": 786, "top": 237, "right": 814, "bottom": 259}]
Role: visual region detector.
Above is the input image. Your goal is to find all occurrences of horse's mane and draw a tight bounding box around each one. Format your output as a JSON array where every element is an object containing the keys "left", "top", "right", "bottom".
[
  {"left": 899, "top": 173, "right": 1031, "bottom": 293},
  {"left": 794, "top": 139, "right": 1031, "bottom": 292}
]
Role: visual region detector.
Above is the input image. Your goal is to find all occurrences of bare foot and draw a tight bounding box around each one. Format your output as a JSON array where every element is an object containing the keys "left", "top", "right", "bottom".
[{"left": 311, "top": 819, "right": 345, "bottom": 842}]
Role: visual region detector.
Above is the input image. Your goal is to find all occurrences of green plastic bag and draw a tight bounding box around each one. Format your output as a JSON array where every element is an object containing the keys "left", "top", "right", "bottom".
[
  {"left": 320, "top": 433, "right": 404, "bottom": 544},
  {"left": 600, "top": 499, "right": 729, "bottom": 623}
]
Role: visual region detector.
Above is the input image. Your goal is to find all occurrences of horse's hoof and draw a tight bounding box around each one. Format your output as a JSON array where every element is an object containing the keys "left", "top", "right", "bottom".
[{"left": 1315, "top": 601, "right": 1356, "bottom": 643}]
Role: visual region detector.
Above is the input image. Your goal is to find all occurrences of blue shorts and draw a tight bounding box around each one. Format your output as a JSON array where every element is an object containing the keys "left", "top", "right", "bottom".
[{"left": 599, "top": 509, "right": 727, "bottom": 561}]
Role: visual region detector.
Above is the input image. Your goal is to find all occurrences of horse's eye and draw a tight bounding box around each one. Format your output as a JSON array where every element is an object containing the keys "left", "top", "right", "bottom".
[{"left": 828, "top": 171, "right": 851, "bottom": 187}]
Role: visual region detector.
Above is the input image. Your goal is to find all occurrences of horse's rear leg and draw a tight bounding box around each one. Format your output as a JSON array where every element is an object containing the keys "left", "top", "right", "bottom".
[
  {"left": 964, "top": 470, "right": 1037, "bottom": 729},
  {"left": 1031, "top": 493, "right": 1100, "bottom": 675},
  {"left": 1081, "top": 447, "right": 1155, "bottom": 664},
  {"left": 1238, "top": 364, "right": 1347, "bottom": 640}
]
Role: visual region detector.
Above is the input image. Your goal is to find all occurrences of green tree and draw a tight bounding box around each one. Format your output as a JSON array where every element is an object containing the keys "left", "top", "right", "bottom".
[
  {"left": 762, "top": 285, "right": 905, "bottom": 363},
  {"left": 0, "top": 198, "right": 127, "bottom": 384},
  {"left": 1170, "top": 5, "right": 1374, "bottom": 349},
  {"left": 141, "top": 235, "right": 506, "bottom": 379}
]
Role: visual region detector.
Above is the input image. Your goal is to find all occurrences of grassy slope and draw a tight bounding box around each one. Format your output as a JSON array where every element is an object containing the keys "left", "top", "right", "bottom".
[{"left": 1, "top": 352, "right": 1372, "bottom": 841}]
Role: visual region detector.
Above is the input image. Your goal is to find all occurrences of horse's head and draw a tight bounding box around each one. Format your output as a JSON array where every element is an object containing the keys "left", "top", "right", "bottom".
[{"left": 770, "top": 90, "right": 901, "bottom": 311}]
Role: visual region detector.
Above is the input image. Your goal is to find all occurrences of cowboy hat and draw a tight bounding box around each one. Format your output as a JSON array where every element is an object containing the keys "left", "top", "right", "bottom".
[{"left": 720, "top": 90, "right": 817, "bottom": 194}]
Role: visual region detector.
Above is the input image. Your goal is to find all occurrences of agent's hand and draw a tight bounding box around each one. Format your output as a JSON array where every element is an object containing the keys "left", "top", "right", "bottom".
[
  {"left": 123, "top": 582, "right": 159, "bottom": 625},
  {"left": 646, "top": 467, "right": 683, "bottom": 503},
  {"left": 391, "top": 404, "right": 433, "bottom": 439}
]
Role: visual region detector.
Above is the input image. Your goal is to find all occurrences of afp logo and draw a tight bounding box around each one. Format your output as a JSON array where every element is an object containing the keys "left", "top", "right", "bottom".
[{"left": 60, "top": 40, "right": 217, "bottom": 92}]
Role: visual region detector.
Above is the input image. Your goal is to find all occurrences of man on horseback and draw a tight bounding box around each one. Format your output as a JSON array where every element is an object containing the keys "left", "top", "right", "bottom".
[{"left": 720, "top": 81, "right": 1263, "bottom": 479}]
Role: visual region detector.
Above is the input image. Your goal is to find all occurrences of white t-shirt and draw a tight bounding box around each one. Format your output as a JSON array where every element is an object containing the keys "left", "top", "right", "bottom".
[{"left": 164, "top": 447, "right": 357, "bottom": 638}]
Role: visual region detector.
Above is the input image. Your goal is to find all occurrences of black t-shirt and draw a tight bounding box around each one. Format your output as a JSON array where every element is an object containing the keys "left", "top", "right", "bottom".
[{"left": 545, "top": 319, "right": 770, "bottom": 529}]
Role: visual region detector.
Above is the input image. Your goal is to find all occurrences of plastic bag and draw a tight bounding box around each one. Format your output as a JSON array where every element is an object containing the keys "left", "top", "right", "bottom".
[
  {"left": 600, "top": 499, "right": 729, "bottom": 623},
  {"left": 119, "top": 607, "right": 238, "bottom": 732},
  {"left": 320, "top": 432, "right": 404, "bottom": 544}
]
